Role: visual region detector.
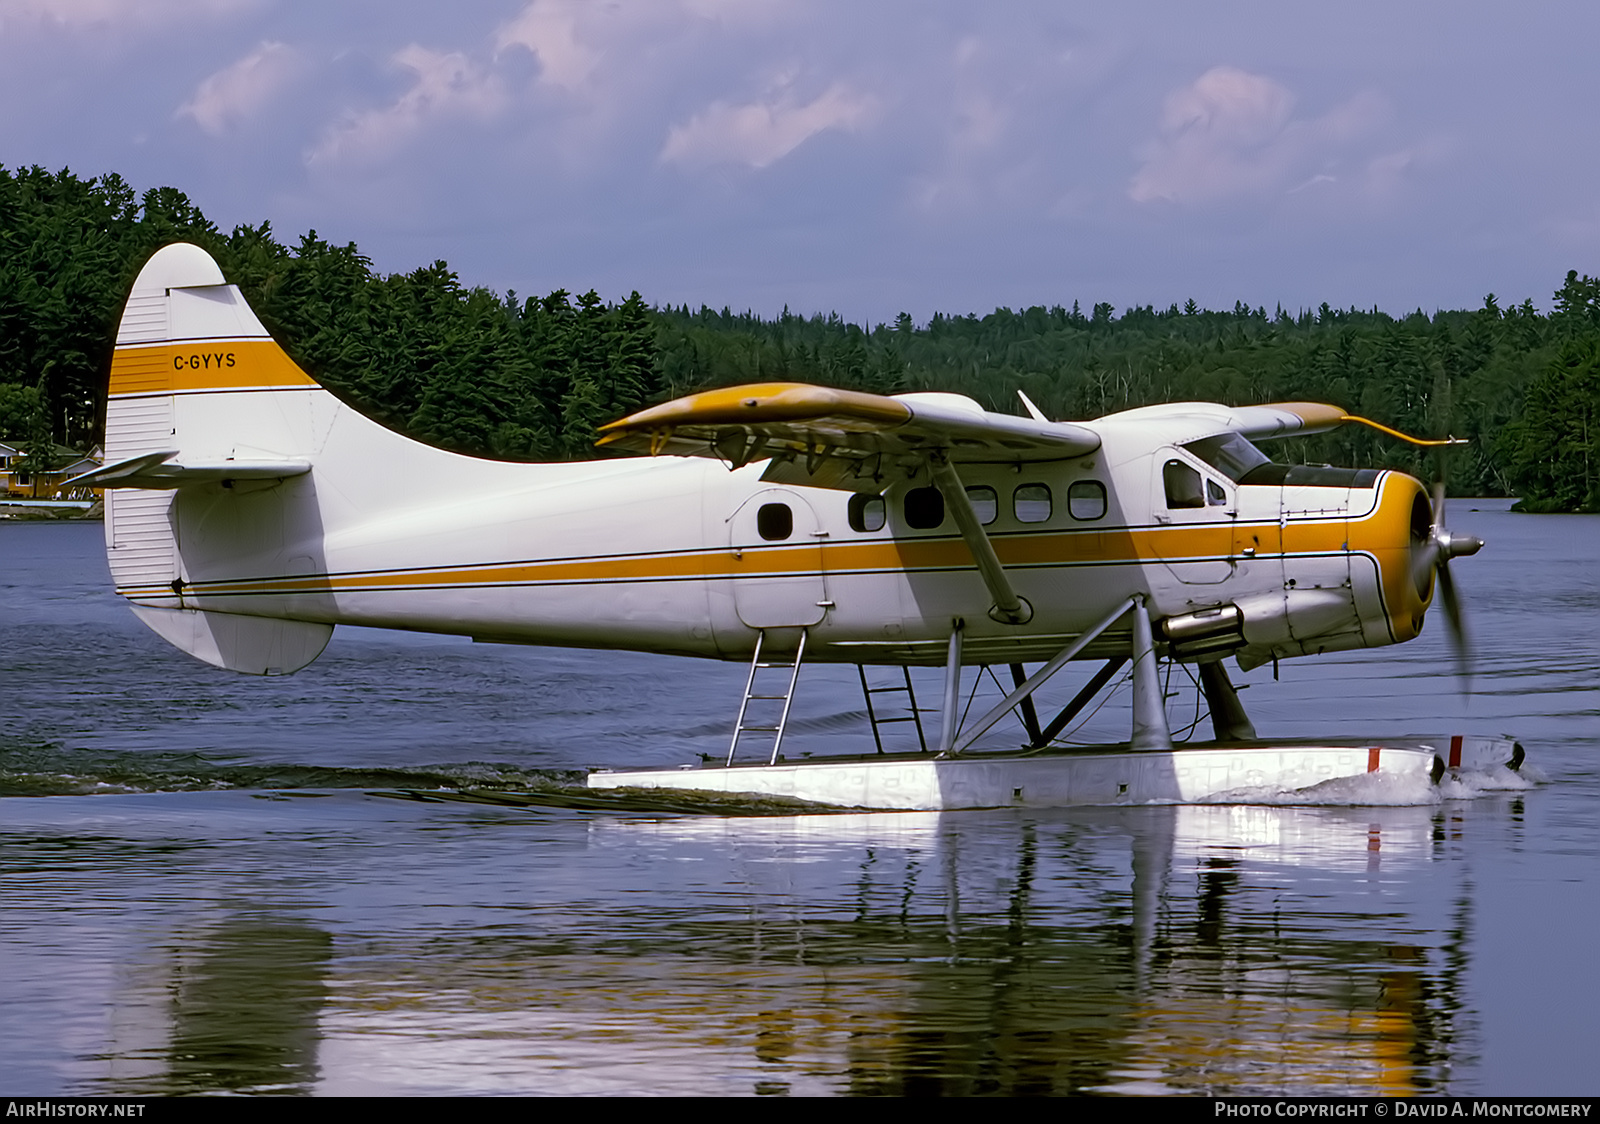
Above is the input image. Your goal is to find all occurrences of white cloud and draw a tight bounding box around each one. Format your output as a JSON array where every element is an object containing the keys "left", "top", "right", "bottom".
[
  {"left": 494, "top": 0, "right": 804, "bottom": 100},
  {"left": 309, "top": 44, "right": 507, "bottom": 166},
  {"left": 177, "top": 41, "right": 300, "bottom": 135},
  {"left": 661, "top": 80, "right": 876, "bottom": 170},
  {"left": 1129, "top": 66, "right": 1387, "bottom": 206},
  {"left": 494, "top": 0, "right": 598, "bottom": 92}
]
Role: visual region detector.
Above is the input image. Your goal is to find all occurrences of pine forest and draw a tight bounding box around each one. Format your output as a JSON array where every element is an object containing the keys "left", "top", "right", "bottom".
[{"left": 4, "top": 165, "right": 1599, "bottom": 511}]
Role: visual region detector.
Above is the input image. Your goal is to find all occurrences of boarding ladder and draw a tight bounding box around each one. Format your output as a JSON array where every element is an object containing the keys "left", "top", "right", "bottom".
[
  {"left": 727, "top": 629, "right": 807, "bottom": 766},
  {"left": 857, "top": 666, "right": 929, "bottom": 754}
]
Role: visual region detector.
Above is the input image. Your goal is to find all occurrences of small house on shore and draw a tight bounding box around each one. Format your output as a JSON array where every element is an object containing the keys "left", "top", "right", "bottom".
[{"left": 0, "top": 441, "right": 103, "bottom": 499}]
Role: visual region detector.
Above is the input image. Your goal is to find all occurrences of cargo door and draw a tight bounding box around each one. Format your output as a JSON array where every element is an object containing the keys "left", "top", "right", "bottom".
[{"left": 728, "top": 488, "right": 828, "bottom": 628}]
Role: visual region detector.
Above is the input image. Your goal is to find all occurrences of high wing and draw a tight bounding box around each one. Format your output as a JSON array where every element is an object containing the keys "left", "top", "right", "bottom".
[
  {"left": 599, "top": 381, "right": 1101, "bottom": 625},
  {"left": 596, "top": 382, "right": 1102, "bottom": 493},
  {"left": 1094, "top": 400, "right": 1461, "bottom": 447},
  {"left": 597, "top": 384, "right": 1452, "bottom": 630}
]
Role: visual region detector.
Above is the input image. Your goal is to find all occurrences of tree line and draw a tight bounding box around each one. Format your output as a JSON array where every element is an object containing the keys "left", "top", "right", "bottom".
[
  {"left": 3, "top": 164, "right": 1598, "bottom": 510},
  {"left": 0, "top": 165, "right": 657, "bottom": 464}
]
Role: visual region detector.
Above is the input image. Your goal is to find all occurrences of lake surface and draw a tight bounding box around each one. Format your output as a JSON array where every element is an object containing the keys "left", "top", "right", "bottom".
[{"left": 2, "top": 504, "right": 1597, "bottom": 1096}]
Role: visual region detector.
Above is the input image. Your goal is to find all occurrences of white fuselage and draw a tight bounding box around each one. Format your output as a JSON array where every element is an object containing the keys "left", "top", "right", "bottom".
[
  {"left": 99, "top": 246, "right": 1430, "bottom": 677},
  {"left": 111, "top": 385, "right": 1417, "bottom": 669}
]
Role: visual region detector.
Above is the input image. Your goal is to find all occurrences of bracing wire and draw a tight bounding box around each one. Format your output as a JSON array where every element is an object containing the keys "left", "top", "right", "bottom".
[
  {"left": 1169, "top": 660, "right": 1210, "bottom": 742},
  {"left": 1047, "top": 665, "right": 1136, "bottom": 747}
]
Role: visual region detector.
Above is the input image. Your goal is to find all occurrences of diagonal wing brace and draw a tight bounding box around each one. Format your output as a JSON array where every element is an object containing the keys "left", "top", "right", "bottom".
[{"left": 926, "top": 449, "right": 1031, "bottom": 625}]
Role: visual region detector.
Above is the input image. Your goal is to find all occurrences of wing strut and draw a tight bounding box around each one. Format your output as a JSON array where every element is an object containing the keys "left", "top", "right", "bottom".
[{"left": 927, "top": 450, "right": 1032, "bottom": 625}]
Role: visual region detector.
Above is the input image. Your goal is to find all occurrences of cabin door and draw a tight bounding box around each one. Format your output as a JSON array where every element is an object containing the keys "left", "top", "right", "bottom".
[{"left": 727, "top": 488, "right": 828, "bottom": 629}]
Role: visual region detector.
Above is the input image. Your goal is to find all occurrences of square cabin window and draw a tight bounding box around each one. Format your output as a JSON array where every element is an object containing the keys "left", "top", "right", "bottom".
[
  {"left": 757, "top": 502, "right": 793, "bottom": 540},
  {"left": 966, "top": 485, "right": 997, "bottom": 525},
  {"left": 1068, "top": 480, "right": 1107, "bottom": 521},
  {"left": 848, "top": 493, "right": 886, "bottom": 532},
  {"left": 904, "top": 486, "right": 945, "bottom": 529},
  {"left": 1013, "top": 483, "right": 1052, "bottom": 523}
]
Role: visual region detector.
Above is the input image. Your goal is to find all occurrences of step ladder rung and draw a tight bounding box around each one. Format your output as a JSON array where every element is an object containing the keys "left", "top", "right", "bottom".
[
  {"left": 727, "top": 629, "right": 808, "bottom": 767},
  {"left": 857, "top": 664, "right": 929, "bottom": 755}
]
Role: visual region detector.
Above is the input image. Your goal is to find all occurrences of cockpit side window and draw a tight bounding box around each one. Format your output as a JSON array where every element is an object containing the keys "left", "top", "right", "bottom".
[
  {"left": 1164, "top": 460, "right": 1205, "bottom": 509},
  {"left": 1184, "top": 433, "right": 1270, "bottom": 482}
]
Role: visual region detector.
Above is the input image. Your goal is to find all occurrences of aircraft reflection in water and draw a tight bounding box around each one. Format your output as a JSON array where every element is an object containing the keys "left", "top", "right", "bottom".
[
  {"left": 87, "top": 802, "right": 1495, "bottom": 1097},
  {"left": 99, "top": 923, "right": 330, "bottom": 1095}
]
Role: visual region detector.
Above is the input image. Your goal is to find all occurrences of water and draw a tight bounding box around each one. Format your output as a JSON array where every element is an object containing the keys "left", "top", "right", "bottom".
[{"left": 2, "top": 504, "right": 1597, "bottom": 1096}]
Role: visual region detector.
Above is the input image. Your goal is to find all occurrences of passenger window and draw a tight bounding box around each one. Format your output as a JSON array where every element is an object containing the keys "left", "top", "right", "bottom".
[
  {"left": 1068, "top": 480, "right": 1106, "bottom": 521},
  {"left": 1207, "top": 478, "right": 1227, "bottom": 506},
  {"left": 1164, "top": 460, "right": 1205, "bottom": 509},
  {"left": 905, "top": 486, "right": 944, "bottom": 529},
  {"left": 757, "top": 502, "right": 793, "bottom": 540},
  {"left": 966, "top": 486, "right": 997, "bottom": 525},
  {"left": 1013, "top": 484, "right": 1051, "bottom": 523},
  {"left": 848, "top": 493, "right": 886, "bottom": 532}
]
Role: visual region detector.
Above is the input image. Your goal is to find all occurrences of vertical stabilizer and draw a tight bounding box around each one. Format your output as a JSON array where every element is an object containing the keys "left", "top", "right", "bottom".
[{"left": 103, "top": 243, "right": 332, "bottom": 674}]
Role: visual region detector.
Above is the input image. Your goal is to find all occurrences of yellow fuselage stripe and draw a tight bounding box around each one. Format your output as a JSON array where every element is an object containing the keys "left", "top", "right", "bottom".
[{"left": 115, "top": 516, "right": 1371, "bottom": 599}]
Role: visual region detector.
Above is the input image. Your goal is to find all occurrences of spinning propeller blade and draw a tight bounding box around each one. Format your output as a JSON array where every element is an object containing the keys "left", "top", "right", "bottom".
[{"left": 1410, "top": 478, "right": 1483, "bottom": 690}]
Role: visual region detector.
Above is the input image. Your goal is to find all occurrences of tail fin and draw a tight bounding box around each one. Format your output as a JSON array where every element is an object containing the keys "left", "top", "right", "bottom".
[{"left": 98, "top": 243, "right": 333, "bottom": 675}]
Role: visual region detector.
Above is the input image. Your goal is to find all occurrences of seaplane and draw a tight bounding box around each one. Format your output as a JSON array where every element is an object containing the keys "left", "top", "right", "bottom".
[{"left": 68, "top": 243, "right": 1519, "bottom": 811}]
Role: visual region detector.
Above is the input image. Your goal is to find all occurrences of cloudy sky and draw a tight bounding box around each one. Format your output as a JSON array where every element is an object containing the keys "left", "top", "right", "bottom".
[{"left": 3, "top": 0, "right": 1598, "bottom": 323}]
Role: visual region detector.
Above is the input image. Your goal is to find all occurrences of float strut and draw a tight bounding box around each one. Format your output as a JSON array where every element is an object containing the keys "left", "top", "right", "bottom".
[
  {"left": 1130, "top": 595, "right": 1173, "bottom": 752},
  {"left": 937, "top": 618, "right": 965, "bottom": 755},
  {"left": 1008, "top": 664, "right": 1044, "bottom": 745},
  {"left": 947, "top": 596, "right": 1137, "bottom": 757},
  {"left": 1199, "top": 659, "right": 1256, "bottom": 741},
  {"left": 1032, "top": 656, "right": 1128, "bottom": 748}
]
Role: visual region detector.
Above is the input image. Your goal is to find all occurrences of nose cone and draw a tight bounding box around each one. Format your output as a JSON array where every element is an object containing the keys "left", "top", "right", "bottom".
[{"left": 1439, "top": 529, "right": 1485, "bottom": 561}]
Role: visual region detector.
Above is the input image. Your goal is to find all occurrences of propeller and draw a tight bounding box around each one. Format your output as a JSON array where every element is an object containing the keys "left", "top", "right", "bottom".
[{"left": 1411, "top": 479, "right": 1483, "bottom": 689}]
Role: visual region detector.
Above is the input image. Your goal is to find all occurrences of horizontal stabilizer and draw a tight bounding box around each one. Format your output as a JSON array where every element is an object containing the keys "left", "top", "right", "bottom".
[
  {"left": 129, "top": 605, "right": 332, "bottom": 676},
  {"left": 66, "top": 450, "right": 311, "bottom": 490}
]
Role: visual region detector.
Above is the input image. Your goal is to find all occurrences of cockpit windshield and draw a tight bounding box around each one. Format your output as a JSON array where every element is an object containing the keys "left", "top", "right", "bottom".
[{"left": 1183, "top": 432, "right": 1271, "bottom": 482}]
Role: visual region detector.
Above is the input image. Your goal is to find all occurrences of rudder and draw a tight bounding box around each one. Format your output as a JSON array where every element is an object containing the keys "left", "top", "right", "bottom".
[{"left": 101, "top": 242, "right": 333, "bottom": 675}]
